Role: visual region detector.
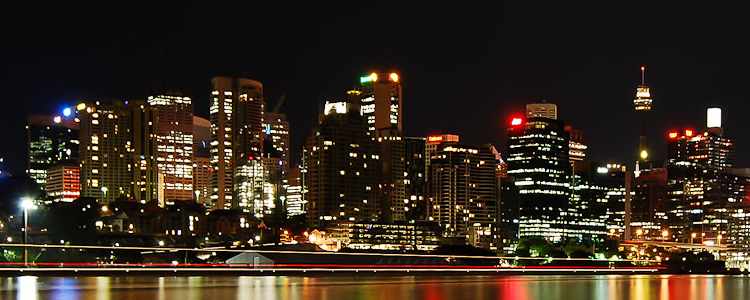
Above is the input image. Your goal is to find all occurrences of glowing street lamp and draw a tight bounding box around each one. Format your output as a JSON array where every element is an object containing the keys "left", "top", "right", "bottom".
[
  {"left": 20, "top": 197, "right": 36, "bottom": 267},
  {"left": 661, "top": 230, "right": 669, "bottom": 240}
]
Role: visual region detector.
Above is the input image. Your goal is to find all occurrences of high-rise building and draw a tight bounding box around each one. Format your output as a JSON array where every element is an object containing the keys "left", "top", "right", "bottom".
[
  {"left": 506, "top": 115, "right": 572, "bottom": 242},
  {"left": 26, "top": 115, "right": 79, "bottom": 189},
  {"left": 404, "top": 137, "right": 427, "bottom": 221},
  {"left": 634, "top": 66, "right": 654, "bottom": 162},
  {"left": 429, "top": 143, "right": 499, "bottom": 249},
  {"left": 78, "top": 101, "right": 139, "bottom": 203},
  {"left": 359, "top": 72, "right": 402, "bottom": 135},
  {"left": 209, "top": 77, "right": 264, "bottom": 210},
  {"left": 147, "top": 93, "right": 194, "bottom": 203},
  {"left": 304, "top": 101, "right": 379, "bottom": 226},
  {"left": 358, "top": 72, "right": 406, "bottom": 223},
  {"left": 526, "top": 102, "right": 558, "bottom": 120},
  {"left": 45, "top": 164, "right": 80, "bottom": 202}
]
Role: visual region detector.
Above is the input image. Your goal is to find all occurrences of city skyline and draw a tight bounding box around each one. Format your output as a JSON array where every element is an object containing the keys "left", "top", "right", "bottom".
[{"left": 3, "top": 2, "right": 750, "bottom": 175}]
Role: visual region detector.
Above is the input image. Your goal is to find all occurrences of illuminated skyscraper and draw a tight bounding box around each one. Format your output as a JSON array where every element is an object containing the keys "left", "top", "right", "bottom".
[
  {"left": 358, "top": 72, "right": 406, "bottom": 223},
  {"left": 304, "top": 101, "right": 379, "bottom": 225},
  {"left": 78, "top": 101, "right": 156, "bottom": 203},
  {"left": 209, "top": 77, "right": 264, "bottom": 210},
  {"left": 634, "top": 66, "right": 653, "bottom": 162},
  {"left": 148, "top": 93, "right": 194, "bottom": 203},
  {"left": 506, "top": 115, "right": 572, "bottom": 242},
  {"left": 429, "top": 143, "right": 499, "bottom": 249},
  {"left": 26, "top": 115, "right": 79, "bottom": 189}
]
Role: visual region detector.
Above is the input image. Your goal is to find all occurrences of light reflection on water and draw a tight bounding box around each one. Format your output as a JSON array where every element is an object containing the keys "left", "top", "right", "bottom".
[{"left": 0, "top": 274, "right": 749, "bottom": 300}]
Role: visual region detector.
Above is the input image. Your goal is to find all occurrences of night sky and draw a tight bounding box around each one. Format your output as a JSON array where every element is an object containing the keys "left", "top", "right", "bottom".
[{"left": 2, "top": 2, "right": 749, "bottom": 174}]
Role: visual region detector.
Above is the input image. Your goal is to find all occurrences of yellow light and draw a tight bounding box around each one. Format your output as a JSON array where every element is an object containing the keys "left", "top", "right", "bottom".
[
  {"left": 389, "top": 72, "right": 399, "bottom": 82},
  {"left": 76, "top": 103, "right": 87, "bottom": 111},
  {"left": 691, "top": 232, "right": 697, "bottom": 238},
  {"left": 636, "top": 229, "right": 643, "bottom": 236},
  {"left": 369, "top": 72, "right": 378, "bottom": 82},
  {"left": 661, "top": 230, "right": 669, "bottom": 238},
  {"left": 640, "top": 150, "right": 649, "bottom": 160}
]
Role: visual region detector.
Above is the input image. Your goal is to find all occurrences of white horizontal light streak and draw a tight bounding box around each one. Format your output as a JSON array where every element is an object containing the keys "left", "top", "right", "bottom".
[{"left": 0, "top": 243, "right": 654, "bottom": 262}]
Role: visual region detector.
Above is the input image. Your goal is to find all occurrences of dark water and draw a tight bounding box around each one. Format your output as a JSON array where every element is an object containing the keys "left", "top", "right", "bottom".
[{"left": 1, "top": 274, "right": 749, "bottom": 300}]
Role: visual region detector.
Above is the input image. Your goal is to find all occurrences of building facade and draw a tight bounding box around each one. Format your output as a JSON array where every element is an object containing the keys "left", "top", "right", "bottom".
[
  {"left": 209, "top": 77, "right": 264, "bottom": 210},
  {"left": 429, "top": 143, "right": 499, "bottom": 249},
  {"left": 147, "top": 94, "right": 194, "bottom": 203},
  {"left": 506, "top": 116, "right": 572, "bottom": 242},
  {"left": 304, "top": 101, "right": 380, "bottom": 226},
  {"left": 45, "top": 164, "right": 80, "bottom": 202}
]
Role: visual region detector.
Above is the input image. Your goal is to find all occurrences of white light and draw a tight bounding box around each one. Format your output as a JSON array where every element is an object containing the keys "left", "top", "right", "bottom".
[
  {"left": 707, "top": 107, "right": 721, "bottom": 128},
  {"left": 20, "top": 198, "right": 35, "bottom": 210},
  {"left": 596, "top": 167, "right": 608, "bottom": 174}
]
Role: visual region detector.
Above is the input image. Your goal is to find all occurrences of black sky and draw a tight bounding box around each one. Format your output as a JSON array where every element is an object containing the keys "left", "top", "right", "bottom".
[{"left": 2, "top": 2, "right": 749, "bottom": 174}]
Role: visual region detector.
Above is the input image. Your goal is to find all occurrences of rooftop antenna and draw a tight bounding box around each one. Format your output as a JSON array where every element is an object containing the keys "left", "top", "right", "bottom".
[{"left": 640, "top": 66, "right": 646, "bottom": 85}]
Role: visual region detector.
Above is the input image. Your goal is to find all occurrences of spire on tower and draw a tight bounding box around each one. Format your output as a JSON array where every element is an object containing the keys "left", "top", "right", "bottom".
[{"left": 640, "top": 66, "right": 646, "bottom": 85}]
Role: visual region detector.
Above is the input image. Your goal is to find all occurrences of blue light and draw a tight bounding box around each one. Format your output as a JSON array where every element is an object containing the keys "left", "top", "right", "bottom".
[{"left": 62, "top": 107, "right": 72, "bottom": 117}]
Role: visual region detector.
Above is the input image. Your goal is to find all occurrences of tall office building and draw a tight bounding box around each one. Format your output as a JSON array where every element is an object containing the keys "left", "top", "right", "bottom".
[
  {"left": 404, "top": 137, "right": 427, "bottom": 221},
  {"left": 304, "top": 101, "right": 379, "bottom": 226},
  {"left": 78, "top": 101, "right": 155, "bottom": 203},
  {"left": 359, "top": 72, "right": 406, "bottom": 223},
  {"left": 209, "top": 77, "right": 264, "bottom": 210},
  {"left": 506, "top": 115, "right": 572, "bottom": 242},
  {"left": 429, "top": 143, "right": 499, "bottom": 249},
  {"left": 526, "top": 102, "right": 558, "bottom": 120},
  {"left": 634, "top": 66, "right": 654, "bottom": 162},
  {"left": 147, "top": 93, "right": 194, "bottom": 203},
  {"left": 26, "top": 115, "right": 79, "bottom": 189},
  {"left": 45, "top": 164, "right": 80, "bottom": 202}
]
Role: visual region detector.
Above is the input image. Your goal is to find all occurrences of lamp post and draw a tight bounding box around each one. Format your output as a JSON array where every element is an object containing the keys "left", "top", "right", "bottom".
[{"left": 20, "top": 197, "right": 35, "bottom": 267}]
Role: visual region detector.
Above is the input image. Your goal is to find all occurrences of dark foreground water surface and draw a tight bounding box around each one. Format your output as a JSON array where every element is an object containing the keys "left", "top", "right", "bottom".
[{"left": 1, "top": 274, "right": 749, "bottom": 300}]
